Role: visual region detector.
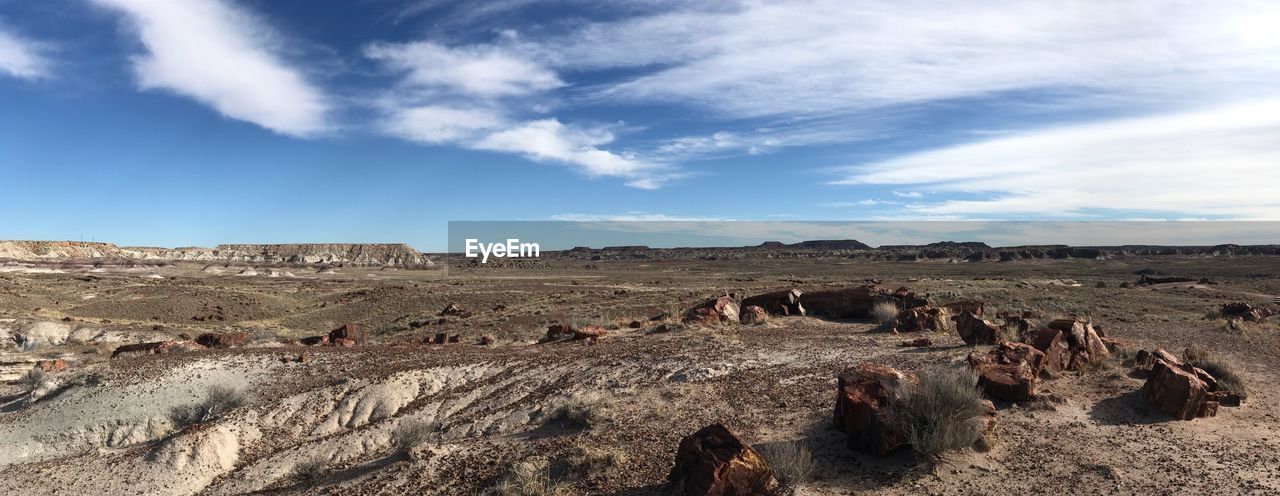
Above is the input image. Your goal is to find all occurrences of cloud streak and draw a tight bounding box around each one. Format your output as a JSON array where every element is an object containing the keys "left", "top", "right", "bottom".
[
  {"left": 0, "top": 24, "right": 51, "bottom": 80},
  {"left": 93, "top": 0, "right": 329, "bottom": 137},
  {"left": 831, "top": 100, "right": 1280, "bottom": 219}
]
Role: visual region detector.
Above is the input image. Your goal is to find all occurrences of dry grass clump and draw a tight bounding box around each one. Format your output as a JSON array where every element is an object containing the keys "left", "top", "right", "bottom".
[
  {"left": 560, "top": 444, "right": 627, "bottom": 479},
  {"left": 1194, "top": 359, "right": 1248, "bottom": 400},
  {"left": 289, "top": 455, "right": 328, "bottom": 482},
  {"left": 170, "top": 385, "right": 248, "bottom": 427},
  {"left": 392, "top": 418, "right": 436, "bottom": 454},
  {"left": 756, "top": 440, "right": 813, "bottom": 491},
  {"left": 894, "top": 366, "right": 988, "bottom": 460},
  {"left": 493, "top": 458, "right": 573, "bottom": 496},
  {"left": 872, "top": 300, "right": 900, "bottom": 326},
  {"left": 551, "top": 395, "right": 605, "bottom": 429}
]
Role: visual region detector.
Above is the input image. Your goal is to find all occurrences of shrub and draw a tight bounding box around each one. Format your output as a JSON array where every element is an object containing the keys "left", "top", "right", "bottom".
[
  {"left": 551, "top": 395, "right": 604, "bottom": 429},
  {"left": 894, "top": 366, "right": 988, "bottom": 460},
  {"left": 20, "top": 368, "right": 47, "bottom": 393},
  {"left": 170, "top": 385, "right": 248, "bottom": 427},
  {"left": 290, "top": 455, "right": 328, "bottom": 482},
  {"left": 871, "top": 300, "right": 899, "bottom": 326},
  {"left": 756, "top": 440, "right": 813, "bottom": 490},
  {"left": 493, "top": 459, "right": 572, "bottom": 496},
  {"left": 392, "top": 418, "right": 436, "bottom": 454},
  {"left": 1190, "top": 359, "right": 1248, "bottom": 401},
  {"left": 560, "top": 444, "right": 627, "bottom": 479}
]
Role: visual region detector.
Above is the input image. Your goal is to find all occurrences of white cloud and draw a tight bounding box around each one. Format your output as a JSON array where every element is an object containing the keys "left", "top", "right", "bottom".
[
  {"left": 891, "top": 191, "right": 923, "bottom": 199},
  {"left": 366, "top": 41, "right": 563, "bottom": 98},
  {"left": 0, "top": 25, "right": 50, "bottom": 80},
  {"left": 473, "top": 119, "right": 660, "bottom": 187},
  {"left": 380, "top": 105, "right": 506, "bottom": 144},
  {"left": 831, "top": 99, "right": 1280, "bottom": 219},
  {"left": 93, "top": 0, "right": 329, "bottom": 137},
  {"left": 532, "top": 0, "right": 1280, "bottom": 118}
]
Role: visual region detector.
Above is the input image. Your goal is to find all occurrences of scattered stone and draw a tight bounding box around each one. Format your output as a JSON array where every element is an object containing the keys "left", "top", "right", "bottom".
[
  {"left": 628, "top": 320, "right": 644, "bottom": 329},
  {"left": 834, "top": 364, "right": 915, "bottom": 455},
  {"left": 1220, "top": 302, "right": 1272, "bottom": 322},
  {"left": 110, "top": 340, "right": 205, "bottom": 358},
  {"left": 478, "top": 335, "right": 496, "bottom": 345},
  {"left": 900, "top": 337, "right": 932, "bottom": 347},
  {"left": 300, "top": 335, "right": 329, "bottom": 346},
  {"left": 684, "top": 295, "right": 741, "bottom": 325},
  {"left": 739, "top": 305, "right": 768, "bottom": 325},
  {"left": 895, "top": 305, "right": 950, "bottom": 333},
  {"left": 1027, "top": 329, "right": 1070, "bottom": 373},
  {"left": 438, "top": 303, "right": 471, "bottom": 317},
  {"left": 1138, "top": 275, "right": 1195, "bottom": 285},
  {"left": 572, "top": 325, "right": 607, "bottom": 341},
  {"left": 195, "top": 331, "right": 250, "bottom": 349},
  {"left": 545, "top": 323, "right": 573, "bottom": 341},
  {"left": 667, "top": 423, "right": 778, "bottom": 496},
  {"left": 34, "top": 359, "right": 68, "bottom": 373},
  {"left": 741, "top": 288, "right": 805, "bottom": 316},
  {"left": 954, "top": 311, "right": 1000, "bottom": 345},
  {"left": 328, "top": 324, "right": 367, "bottom": 346},
  {"left": 942, "top": 300, "right": 985, "bottom": 317}
]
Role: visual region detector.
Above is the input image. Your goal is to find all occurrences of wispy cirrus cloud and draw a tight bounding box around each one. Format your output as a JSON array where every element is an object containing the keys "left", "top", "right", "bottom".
[
  {"left": 92, "top": 0, "right": 329, "bottom": 137},
  {"left": 831, "top": 99, "right": 1280, "bottom": 219},
  {"left": 0, "top": 24, "right": 51, "bottom": 80}
]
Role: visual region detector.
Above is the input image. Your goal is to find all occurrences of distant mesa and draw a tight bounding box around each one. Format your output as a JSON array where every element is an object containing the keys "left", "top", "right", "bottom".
[{"left": 0, "top": 241, "right": 432, "bottom": 267}]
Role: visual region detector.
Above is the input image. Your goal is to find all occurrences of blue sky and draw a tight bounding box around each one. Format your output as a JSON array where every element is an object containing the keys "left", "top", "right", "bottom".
[{"left": 2, "top": 0, "right": 1279, "bottom": 250}]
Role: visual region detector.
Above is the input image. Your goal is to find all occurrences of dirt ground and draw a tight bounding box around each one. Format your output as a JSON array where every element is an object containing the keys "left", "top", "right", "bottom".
[{"left": 1, "top": 256, "right": 1279, "bottom": 495}]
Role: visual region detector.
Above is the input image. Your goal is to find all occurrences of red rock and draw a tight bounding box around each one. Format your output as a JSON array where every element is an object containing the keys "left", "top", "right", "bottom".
[
  {"left": 977, "top": 364, "right": 1037, "bottom": 402},
  {"left": 684, "top": 295, "right": 741, "bottom": 325},
  {"left": 1142, "top": 355, "right": 1213, "bottom": 420},
  {"left": 834, "top": 364, "right": 915, "bottom": 455},
  {"left": 439, "top": 303, "right": 465, "bottom": 316},
  {"left": 447, "top": 334, "right": 461, "bottom": 344},
  {"left": 799, "top": 286, "right": 891, "bottom": 319},
  {"left": 740, "top": 289, "right": 804, "bottom": 316},
  {"left": 1047, "top": 319, "right": 1110, "bottom": 370},
  {"left": 300, "top": 335, "right": 329, "bottom": 346},
  {"left": 328, "top": 324, "right": 366, "bottom": 346},
  {"left": 572, "top": 325, "right": 607, "bottom": 340},
  {"left": 953, "top": 311, "right": 999, "bottom": 345},
  {"left": 740, "top": 305, "right": 768, "bottom": 325},
  {"left": 195, "top": 331, "right": 250, "bottom": 349},
  {"left": 943, "top": 300, "right": 985, "bottom": 317},
  {"left": 1027, "top": 329, "right": 1070, "bottom": 373},
  {"left": 110, "top": 339, "right": 204, "bottom": 358},
  {"left": 895, "top": 306, "right": 950, "bottom": 333},
  {"left": 899, "top": 337, "right": 932, "bottom": 347},
  {"left": 479, "top": 335, "right": 496, "bottom": 345},
  {"left": 668, "top": 423, "right": 778, "bottom": 496},
  {"left": 34, "top": 359, "right": 68, "bottom": 372},
  {"left": 1220, "top": 302, "right": 1272, "bottom": 321},
  {"left": 545, "top": 323, "right": 573, "bottom": 341}
]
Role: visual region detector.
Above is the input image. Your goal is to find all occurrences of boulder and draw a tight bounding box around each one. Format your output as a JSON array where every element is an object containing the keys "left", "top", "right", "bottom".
[
  {"left": 739, "top": 305, "right": 768, "bottom": 325},
  {"left": 328, "top": 324, "right": 366, "bottom": 346},
  {"left": 34, "top": 359, "right": 68, "bottom": 373},
  {"left": 573, "top": 325, "right": 607, "bottom": 341},
  {"left": 685, "top": 295, "right": 741, "bottom": 325},
  {"left": 1027, "top": 329, "right": 1070, "bottom": 373},
  {"left": 668, "top": 423, "right": 778, "bottom": 496},
  {"left": 953, "top": 311, "right": 999, "bottom": 345},
  {"left": 195, "top": 331, "right": 250, "bottom": 349},
  {"left": 802, "top": 286, "right": 893, "bottom": 319},
  {"left": 740, "top": 289, "right": 805, "bottom": 316},
  {"left": 1141, "top": 351, "right": 1217, "bottom": 420},
  {"left": 300, "top": 335, "right": 329, "bottom": 346},
  {"left": 1047, "top": 319, "right": 1109, "bottom": 370},
  {"left": 834, "top": 364, "right": 915, "bottom": 455},
  {"left": 1220, "top": 302, "right": 1272, "bottom": 322},
  {"left": 969, "top": 342, "right": 1045, "bottom": 401},
  {"left": 545, "top": 323, "right": 573, "bottom": 341},
  {"left": 895, "top": 306, "right": 950, "bottom": 333}
]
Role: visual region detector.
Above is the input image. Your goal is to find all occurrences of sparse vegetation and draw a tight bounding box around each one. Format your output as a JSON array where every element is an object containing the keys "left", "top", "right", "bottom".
[
  {"left": 1183, "top": 353, "right": 1249, "bottom": 401},
  {"left": 757, "top": 440, "right": 813, "bottom": 491},
  {"left": 392, "top": 418, "right": 436, "bottom": 454},
  {"left": 289, "top": 455, "right": 328, "bottom": 482},
  {"left": 1183, "top": 345, "right": 1211, "bottom": 363},
  {"left": 20, "top": 368, "right": 49, "bottom": 402},
  {"left": 894, "top": 366, "right": 988, "bottom": 460},
  {"left": 169, "top": 385, "right": 248, "bottom": 427},
  {"left": 493, "top": 458, "right": 573, "bottom": 496},
  {"left": 872, "top": 300, "right": 899, "bottom": 326},
  {"left": 559, "top": 444, "right": 627, "bottom": 479},
  {"left": 551, "top": 395, "right": 605, "bottom": 429}
]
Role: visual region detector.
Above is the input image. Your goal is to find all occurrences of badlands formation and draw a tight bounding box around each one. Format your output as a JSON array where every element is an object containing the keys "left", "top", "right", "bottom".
[{"left": 0, "top": 240, "right": 1278, "bottom": 494}]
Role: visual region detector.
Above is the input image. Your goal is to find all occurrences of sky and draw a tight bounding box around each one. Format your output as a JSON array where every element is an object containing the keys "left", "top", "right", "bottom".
[{"left": 2, "top": 0, "right": 1279, "bottom": 251}]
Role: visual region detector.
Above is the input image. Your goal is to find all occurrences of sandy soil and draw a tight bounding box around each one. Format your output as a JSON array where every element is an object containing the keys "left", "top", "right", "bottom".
[{"left": 1, "top": 256, "right": 1278, "bottom": 495}]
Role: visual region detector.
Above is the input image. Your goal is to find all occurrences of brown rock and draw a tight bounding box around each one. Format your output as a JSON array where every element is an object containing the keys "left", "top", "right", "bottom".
[
  {"left": 479, "top": 335, "right": 496, "bottom": 345},
  {"left": 740, "top": 288, "right": 804, "bottom": 316},
  {"left": 1047, "top": 318, "right": 1110, "bottom": 370},
  {"left": 895, "top": 305, "right": 950, "bottom": 333},
  {"left": 1142, "top": 354, "right": 1215, "bottom": 420},
  {"left": 899, "top": 337, "right": 932, "bottom": 347},
  {"left": 628, "top": 320, "right": 644, "bottom": 329},
  {"left": 34, "top": 359, "right": 68, "bottom": 373},
  {"left": 739, "top": 305, "right": 768, "bottom": 325},
  {"left": 970, "top": 342, "right": 1045, "bottom": 401},
  {"left": 834, "top": 364, "right": 915, "bottom": 455},
  {"left": 328, "top": 324, "right": 366, "bottom": 346},
  {"left": 439, "top": 303, "right": 466, "bottom": 316},
  {"left": 572, "top": 325, "right": 607, "bottom": 340},
  {"left": 300, "top": 335, "right": 329, "bottom": 346},
  {"left": 684, "top": 295, "right": 741, "bottom": 325},
  {"left": 953, "top": 311, "right": 999, "bottom": 345},
  {"left": 668, "top": 423, "right": 778, "bottom": 496},
  {"left": 195, "top": 331, "right": 250, "bottom": 349},
  {"left": 1027, "top": 329, "right": 1070, "bottom": 373},
  {"left": 545, "top": 323, "right": 573, "bottom": 341},
  {"left": 1220, "top": 302, "right": 1272, "bottom": 322}
]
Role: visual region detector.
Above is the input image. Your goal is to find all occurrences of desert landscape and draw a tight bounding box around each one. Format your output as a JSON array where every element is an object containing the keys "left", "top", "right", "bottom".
[{"left": 1, "top": 240, "right": 1278, "bottom": 495}]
